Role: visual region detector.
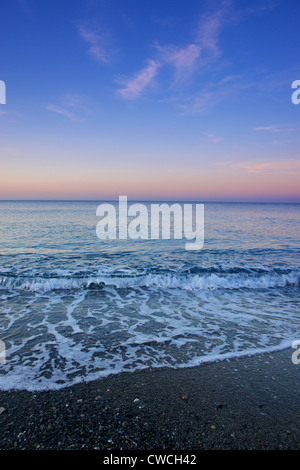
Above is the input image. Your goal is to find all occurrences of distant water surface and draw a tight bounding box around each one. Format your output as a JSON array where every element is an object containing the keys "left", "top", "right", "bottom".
[{"left": 0, "top": 201, "right": 299, "bottom": 390}]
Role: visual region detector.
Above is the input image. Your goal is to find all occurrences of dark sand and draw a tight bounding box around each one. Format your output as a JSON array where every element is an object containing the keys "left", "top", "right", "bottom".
[{"left": 0, "top": 348, "right": 300, "bottom": 450}]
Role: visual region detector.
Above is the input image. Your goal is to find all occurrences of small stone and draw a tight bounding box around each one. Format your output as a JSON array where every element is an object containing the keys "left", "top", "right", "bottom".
[
  {"left": 181, "top": 396, "right": 188, "bottom": 400},
  {"left": 133, "top": 398, "right": 140, "bottom": 403},
  {"left": 0, "top": 407, "right": 5, "bottom": 415},
  {"left": 211, "top": 425, "right": 216, "bottom": 430}
]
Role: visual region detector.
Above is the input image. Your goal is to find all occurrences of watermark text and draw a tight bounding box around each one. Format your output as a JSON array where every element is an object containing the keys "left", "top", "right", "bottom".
[
  {"left": 0, "top": 340, "right": 6, "bottom": 365},
  {"left": 291, "top": 80, "right": 300, "bottom": 105},
  {"left": 96, "top": 197, "right": 204, "bottom": 251},
  {"left": 0, "top": 80, "right": 6, "bottom": 105},
  {"left": 291, "top": 340, "right": 300, "bottom": 364}
]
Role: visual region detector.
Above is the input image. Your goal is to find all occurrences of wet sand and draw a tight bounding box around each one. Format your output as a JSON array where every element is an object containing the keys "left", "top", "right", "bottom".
[{"left": 0, "top": 348, "right": 300, "bottom": 450}]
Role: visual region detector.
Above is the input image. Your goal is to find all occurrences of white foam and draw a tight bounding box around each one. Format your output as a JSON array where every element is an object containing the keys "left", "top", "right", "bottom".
[
  {"left": 0, "top": 338, "right": 295, "bottom": 392},
  {"left": 1, "top": 265, "right": 299, "bottom": 391},
  {"left": 0, "top": 267, "right": 299, "bottom": 293}
]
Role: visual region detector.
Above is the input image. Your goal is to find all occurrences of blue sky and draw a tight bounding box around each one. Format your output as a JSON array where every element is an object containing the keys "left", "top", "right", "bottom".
[{"left": 0, "top": 0, "right": 300, "bottom": 201}]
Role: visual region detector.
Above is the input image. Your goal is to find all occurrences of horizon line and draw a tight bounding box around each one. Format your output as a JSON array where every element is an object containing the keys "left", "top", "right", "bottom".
[{"left": 0, "top": 199, "right": 299, "bottom": 204}]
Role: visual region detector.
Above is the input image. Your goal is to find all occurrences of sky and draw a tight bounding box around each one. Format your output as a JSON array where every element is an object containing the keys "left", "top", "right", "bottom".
[{"left": 0, "top": 0, "right": 300, "bottom": 202}]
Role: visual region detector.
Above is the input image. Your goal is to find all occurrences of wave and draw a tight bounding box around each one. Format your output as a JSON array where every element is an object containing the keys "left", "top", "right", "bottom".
[
  {"left": 0, "top": 339, "right": 296, "bottom": 392},
  {"left": 0, "top": 265, "right": 299, "bottom": 293}
]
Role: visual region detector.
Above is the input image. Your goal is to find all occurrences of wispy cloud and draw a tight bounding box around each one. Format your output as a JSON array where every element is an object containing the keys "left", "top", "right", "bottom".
[
  {"left": 153, "top": 1, "right": 231, "bottom": 84},
  {"left": 46, "top": 94, "right": 91, "bottom": 121},
  {"left": 0, "top": 109, "right": 23, "bottom": 121},
  {"left": 155, "top": 43, "right": 201, "bottom": 81},
  {"left": 78, "top": 24, "right": 109, "bottom": 63},
  {"left": 201, "top": 132, "right": 224, "bottom": 143},
  {"left": 215, "top": 160, "right": 235, "bottom": 166},
  {"left": 116, "top": 2, "right": 232, "bottom": 100},
  {"left": 253, "top": 125, "right": 296, "bottom": 133},
  {"left": 62, "top": 93, "right": 91, "bottom": 112},
  {"left": 235, "top": 0, "right": 278, "bottom": 19},
  {"left": 46, "top": 104, "right": 79, "bottom": 121},
  {"left": 253, "top": 126, "right": 281, "bottom": 132},
  {"left": 238, "top": 161, "right": 300, "bottom": 175},
  {"left": 117, "top": 60, "right": 161, "bottom": 99},
  {"left": 272, "top": 140, "right": 293, "bottom": 145},
  {"left": 178, "top": 74, "right": 244, "bottom": 114},
  {"left": 217, "top": 159, "right": 300, "bottom": 175},
  {"left": 115, "top": 0, "right": 277, "bottom": 105},
  {"left": 195, "top": 0, "right": 232, "bottom": 60}
]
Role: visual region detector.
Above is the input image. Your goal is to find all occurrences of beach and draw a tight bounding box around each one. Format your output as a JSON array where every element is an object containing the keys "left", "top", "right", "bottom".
[{"left": 1, "top": 348, "right": 299, "bottom": 450}]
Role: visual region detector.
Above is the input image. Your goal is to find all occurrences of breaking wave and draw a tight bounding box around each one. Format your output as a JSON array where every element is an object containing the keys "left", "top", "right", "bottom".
[{"left": 0, "top": 265, "right": 299, "bottom": 293}]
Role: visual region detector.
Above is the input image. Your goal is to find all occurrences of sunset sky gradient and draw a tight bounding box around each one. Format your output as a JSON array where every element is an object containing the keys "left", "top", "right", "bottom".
[{"left": 1, "top": 0, "right": 300, "bottom": 202}]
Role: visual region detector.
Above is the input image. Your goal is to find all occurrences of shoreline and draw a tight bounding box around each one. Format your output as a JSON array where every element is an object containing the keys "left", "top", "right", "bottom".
[{"left": 0, "top": 348, "right": 300, "bottom": 450}]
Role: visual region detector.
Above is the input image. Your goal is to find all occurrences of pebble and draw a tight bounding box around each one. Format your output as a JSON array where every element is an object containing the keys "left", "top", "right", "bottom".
[{"left": 0, "top": 407, "right": 5, "bottom": 415}]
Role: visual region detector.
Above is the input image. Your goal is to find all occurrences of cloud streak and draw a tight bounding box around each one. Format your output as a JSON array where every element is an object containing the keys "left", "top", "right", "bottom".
[
  {"left": 46, "top": 94, "right": 91, "bottom": 121},
  {"left": 253, "top": 125, "right": 296, "bottom": 133},
  {"left": 46, "top": 104, "right": 79, "bottom": 121},
  {"left": 178, "top": 74, "right": 244, "bottom": 114},
  {"left": 117, "top": 60, "right": 161, "bottom": 99},
  {"left": 253, "top": 126, "right": 281, "bottom": 132},
  {"left": 239, "top": 161, "right": 300, "bottom": 175},
  {"left": 116, "top": 2, "right": 232, "bottom": 100},
  {"left": 155, "top": 43, "right": 201, "bottom": 81},
  {"left": 195, "top": 0, "right": 232, "bottom": 60},
  {"left": 217, "top": 159, "right": 300, "bottom": 175},
  {"left": 115, "top": 0, "right": 277, "bottom": 105},
  {"left": 153, "top": 1, "right": 232, "bottom": 84},
  {"left": 78, "top": 24, "right": 109, "bottom": 63}
]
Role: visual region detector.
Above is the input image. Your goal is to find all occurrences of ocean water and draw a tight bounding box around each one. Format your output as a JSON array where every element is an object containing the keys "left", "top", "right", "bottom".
[{"left": 0, "top": 200, "right": 299, "bottom": 391}]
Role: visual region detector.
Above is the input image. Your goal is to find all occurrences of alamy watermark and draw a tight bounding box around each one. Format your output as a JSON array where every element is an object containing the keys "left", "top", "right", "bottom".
[
  {"left": 291, "top": 340, "right": 300, "bottom": 365},
  {"left": 0, "top": 80, "right": 6, "bottom": 104},
  {"left": 96, "top": 196, "right": 204, "bottom": 250},
  {"left": 291, "top": 80, "right": 300, "bottom": 105},
  {"left": 0, "top": 340, "right": 6, "bottom": 365}
]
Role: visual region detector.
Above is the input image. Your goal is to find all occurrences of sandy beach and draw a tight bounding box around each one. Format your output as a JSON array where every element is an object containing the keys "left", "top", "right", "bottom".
[{"left": 0, "top": 348, "right": 299, "bottom": 450}]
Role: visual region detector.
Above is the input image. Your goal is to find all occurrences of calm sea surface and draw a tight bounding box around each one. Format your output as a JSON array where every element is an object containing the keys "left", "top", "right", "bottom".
[{"left": 0, "top": 201, "right": 299, "bottom": 390}]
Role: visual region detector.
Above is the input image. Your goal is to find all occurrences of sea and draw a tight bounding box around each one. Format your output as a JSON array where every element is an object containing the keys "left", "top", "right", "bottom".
[{"left": 0, "top": 200, "right": 299, "bottom": 391}]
